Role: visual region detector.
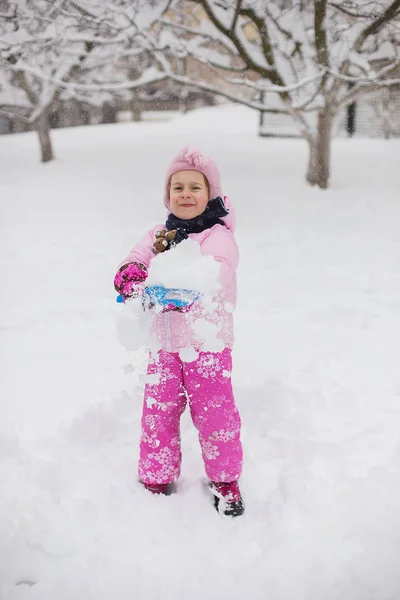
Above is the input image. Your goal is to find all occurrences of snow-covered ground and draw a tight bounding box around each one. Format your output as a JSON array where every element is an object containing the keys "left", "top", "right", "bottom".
[{"left": 0, "top": 105, "right": 399, "bottom": 600}]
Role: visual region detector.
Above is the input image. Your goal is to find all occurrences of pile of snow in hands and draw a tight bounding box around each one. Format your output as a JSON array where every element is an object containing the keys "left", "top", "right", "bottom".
[
  {"left": 145, "top": 238, "right": 220, "bottom": 293},
  {"left": 117, "top": 239, "right": 224, "bottom": 360}
]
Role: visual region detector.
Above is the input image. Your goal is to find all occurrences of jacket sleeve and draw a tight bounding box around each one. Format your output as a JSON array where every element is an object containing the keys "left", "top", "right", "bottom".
[
  {"left": 200, "top": 225, "right": 239, "bottom": 290},
  {"left": 118, "top": 226, "right": 158, "bottom": 270}
]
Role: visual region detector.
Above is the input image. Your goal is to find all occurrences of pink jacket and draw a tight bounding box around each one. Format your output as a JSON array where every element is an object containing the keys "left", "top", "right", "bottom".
[{"left": 120, "top": 199, "right": 238, "bottom": 353}]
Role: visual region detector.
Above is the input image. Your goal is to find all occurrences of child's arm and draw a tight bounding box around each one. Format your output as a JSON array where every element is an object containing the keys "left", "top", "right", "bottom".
[
  {"left": 200, "top": 226, "right": 239, "bottom": 290},
  {"left": 114, "top": 226, "right": 159, "bottom": 300}
]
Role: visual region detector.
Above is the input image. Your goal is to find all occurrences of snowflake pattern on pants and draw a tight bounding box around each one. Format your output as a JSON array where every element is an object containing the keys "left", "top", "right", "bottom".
[
  {"left": 196, "top": 354, "right": 222, "bottom": 379},
  {"left": 208, "top": 393, "right": 229, "bottom": 409},
  {"left": 199, "top": 435, "right": 220, "bottom": 460},
  {"left": 138, "top": 348, "right": 242, "bottom": 484},
  {"left": 209, "top": 428, "right": 237, "bottom": 443}
]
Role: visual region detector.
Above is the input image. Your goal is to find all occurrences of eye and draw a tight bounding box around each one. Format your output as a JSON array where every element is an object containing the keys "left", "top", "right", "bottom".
[{"left": 192, "top": 186, "right": 200, "bottom": 190}]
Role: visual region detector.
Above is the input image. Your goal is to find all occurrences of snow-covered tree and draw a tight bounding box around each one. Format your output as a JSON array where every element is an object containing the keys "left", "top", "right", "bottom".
[
  {"left": 0, "top": 1, "right": 92, "bottom": 161},
  {"left": 160, "top": 0, "right": 400, "bottom": 188},
  {"left": 0, "top": 0, "right": 169, "bottom": 162}
]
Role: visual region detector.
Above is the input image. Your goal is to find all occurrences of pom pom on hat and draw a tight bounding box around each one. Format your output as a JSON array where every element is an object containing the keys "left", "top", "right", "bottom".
[
  {"left": 181, "top": 145, "right": 207, "bottom": 169},
  {"left": 163, "top": 145, "right": 222, "bottom": 207}
]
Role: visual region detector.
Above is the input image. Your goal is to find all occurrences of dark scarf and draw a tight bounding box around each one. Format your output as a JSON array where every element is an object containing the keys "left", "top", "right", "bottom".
[{"left": 165, "top": 196, "right": 229, "bottom": 248}]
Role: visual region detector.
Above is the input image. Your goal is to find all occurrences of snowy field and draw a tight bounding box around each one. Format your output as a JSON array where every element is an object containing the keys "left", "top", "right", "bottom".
[{"left": 0, "top": 105, "right": 400, "bottom": 600}]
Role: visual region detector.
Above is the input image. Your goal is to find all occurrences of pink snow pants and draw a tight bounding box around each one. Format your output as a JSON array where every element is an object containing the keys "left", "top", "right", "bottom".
[{"left": 138, "top": 348, "right": 243, "bottom": 485}]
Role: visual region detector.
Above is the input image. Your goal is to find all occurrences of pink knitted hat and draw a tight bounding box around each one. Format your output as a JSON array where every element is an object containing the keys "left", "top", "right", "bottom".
[{"left": 163, "top": 145, "right": 223, "bottom": 208}]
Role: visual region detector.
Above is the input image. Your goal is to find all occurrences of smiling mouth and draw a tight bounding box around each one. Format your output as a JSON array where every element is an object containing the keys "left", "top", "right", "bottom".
[{"left": 180, "top": 203, "right": 195, "bottom": 207}]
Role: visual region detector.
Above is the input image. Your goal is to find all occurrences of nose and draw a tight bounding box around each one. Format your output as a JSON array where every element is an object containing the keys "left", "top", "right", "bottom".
[{"left": 180, "top": 189, "right": 191, "bottom": 198}]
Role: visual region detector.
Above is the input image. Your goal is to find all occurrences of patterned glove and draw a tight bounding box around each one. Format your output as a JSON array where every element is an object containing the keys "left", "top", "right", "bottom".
[{"left": 114, "top": 262, "right": 148, "bottom": 301}]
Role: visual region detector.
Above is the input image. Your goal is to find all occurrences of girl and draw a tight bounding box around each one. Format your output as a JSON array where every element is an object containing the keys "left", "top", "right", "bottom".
[{"left": 114, "top": 146, "right": 244, "bottom": 517}]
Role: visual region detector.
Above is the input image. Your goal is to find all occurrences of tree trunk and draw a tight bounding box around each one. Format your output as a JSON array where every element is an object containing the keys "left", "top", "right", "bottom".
[
  {"left": 131, "top": 90, "right": 142, "bottom": 122},
  {"left": 306, "top": 139, "right": 318, "bottom": 186},
  {"left": 381, "top": 88, "right": 392, "bottom": 139},
  {"left": 179, "top": 86, "right": 189, "bottom": 114},
  {"left": 306, "top": 109, "right": 333, "bottom": 189},
  {"left": 102, "top": 102, "right": 117, "bottom": 124},
  {"left": 36, "top": 112, "right": 54, "bottom": 163},
  {"left": 179, "top": 57, "right": 189, "bottom": 114}
]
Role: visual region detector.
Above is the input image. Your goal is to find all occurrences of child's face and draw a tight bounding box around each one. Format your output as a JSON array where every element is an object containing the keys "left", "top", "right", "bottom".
[{"left": 169, "top": 170, "right": 209, "bottom": 219}]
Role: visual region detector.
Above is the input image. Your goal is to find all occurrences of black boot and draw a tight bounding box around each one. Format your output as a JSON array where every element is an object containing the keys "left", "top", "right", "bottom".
[{"left": 209, "top": 481, "right": 245, "bottom": 517}]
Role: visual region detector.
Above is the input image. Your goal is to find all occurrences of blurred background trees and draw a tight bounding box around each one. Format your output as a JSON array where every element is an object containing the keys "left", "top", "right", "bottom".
[{"left": 1, "top": 0, "right": 399, "bottom": 187}]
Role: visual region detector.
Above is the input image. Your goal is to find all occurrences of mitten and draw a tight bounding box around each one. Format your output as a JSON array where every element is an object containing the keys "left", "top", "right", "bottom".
[{"left": 114, "top": 262, "right": 148, "bottom": 301}]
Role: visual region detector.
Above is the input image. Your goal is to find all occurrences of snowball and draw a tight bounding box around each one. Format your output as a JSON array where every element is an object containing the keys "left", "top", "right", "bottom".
[
  {"left": 179, "top": 346, "right": 199, "bottom": 363},
  {"left": 146, "top": 372, "right": 161, "bottom": 386},
  {"left": 149, "top": 335, "right": 162, "bottom": 356},
  {"left": 191, "top": 317, "right": 224, "bottom": 353},
  {"left": 146, "top": 238, "right": 221, "bottom": 294},
  {"left": 146, "top": 396, "right": 157, "bottom": 408},
  {"left": 116, "top": 298, "right": 151, "bottom": 352},
  {"left": 200, "top": 294, "right": 218, "bottom": 314},
  {"left": 224, "top": 302, "right": 234, "bottom": 313}
]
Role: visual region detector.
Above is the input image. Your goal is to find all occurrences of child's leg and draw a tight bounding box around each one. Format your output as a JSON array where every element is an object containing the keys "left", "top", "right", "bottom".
[
  {"left": 183, "top": 348, "right": 243, "bottom": 482},
  {"left": 138, "top": 350, "right": 186, "bottom": 485}
]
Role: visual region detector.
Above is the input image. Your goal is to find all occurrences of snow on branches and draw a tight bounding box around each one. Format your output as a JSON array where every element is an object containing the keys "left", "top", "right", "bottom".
[
  {"left": 0, "top": 0, "right": 170, "bottom": 121},
  {"left": 159, "top": 0, "right": 400, "bottom": 187}
]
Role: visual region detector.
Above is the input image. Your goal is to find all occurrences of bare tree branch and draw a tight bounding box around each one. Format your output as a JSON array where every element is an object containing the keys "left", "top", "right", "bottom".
[
  {"left": 328, "top": 2, "right": 375, "bottom": 19},
  {"left": 0, "top": 107, "right": 30, "bottom": 123},
  {"left": 354, "top": 0, "right": 400, "bottom": 51},
  {"left": 230, "top": 0, "right": 243, "bottom": 32},
  {"left": 5, "top": 61, "right": 169, "bottom": 95},
  {"left": 168, "top": 72, "right": 287, "bottom": 111},
  {"left": 314, "top": 0, "right": 329, "bottom": 68},
  {"left": 196, "top": 0, "right": 283, "bottom": 82},
  {"left": 239, "top": 7, "right": 276, "bottom": 67},
  {"left": 336, "top": 58, "right": 400, "bottom": 109},
  {"left": 158, "top": 18, "right": 239, "bottom": 56}
]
